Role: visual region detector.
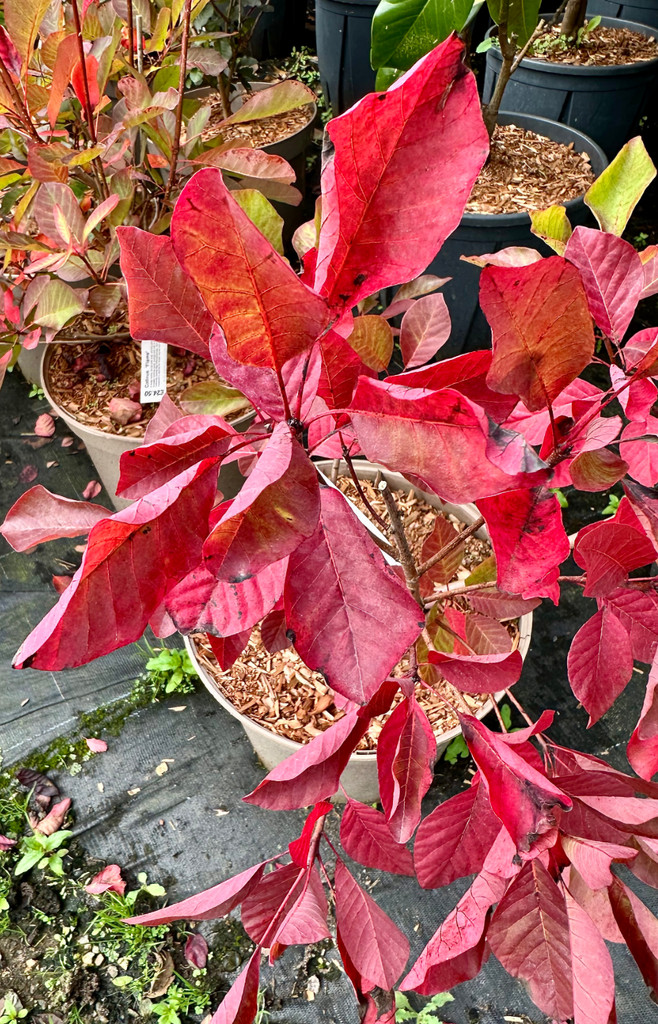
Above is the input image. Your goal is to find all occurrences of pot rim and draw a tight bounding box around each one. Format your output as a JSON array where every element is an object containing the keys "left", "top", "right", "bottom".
[{"left": 187, "top": 460, "right": 535, "bottom": 764}]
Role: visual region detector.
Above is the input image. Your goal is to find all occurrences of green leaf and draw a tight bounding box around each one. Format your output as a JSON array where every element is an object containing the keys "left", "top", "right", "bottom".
[
  {"left": 486, "top": 0, "right": 540, "bottom": 45},
  {"left": 585, "top": 137, "right": 657, "bottom": 237},
  {"left": 33, "top": 281, "right": 85, "bottom": 331},
  {"left": 222, "top": 80, "right": 316, "bottom": 125},
  {"left": 148, "top": 6, "right": 171, "bottom": 51},
  {"left": 551, "top": 488, "right": 569, "bottom": 509},
  {"left": 476, "top": 36, "right": 494, "bottom": 51},
  {"left": 375, "top": 66, "right": 403, "bottom": 90},
  {"left": 500, "top": 703, "right": 512, "bottom": 729},
  {"left": 4, "top": 0, "right": 51, "bottom": 79},
  {"left": 14, "top": 848, "right": 44, "bottom": 875},
  {"left": 112, "top": 976, "right": 134, "bottom": 989},
  {"left": 464, "top": 554, "right": 497, "bottom": 586},
  {"left": 144, "top": 883, "right": 166, "bottom": 896},
  {"left": 444, "top": 733, "right": 469, "bottom": 764},
  {"left": 42, "top": 829, "right": 72, "bottom": 850},
  {"left": 232, "top": 189, "right": 284, "bottom": 255},
  {"left": 530, "top": 204, "right": 572, "bottom": 255},
  {"left": 371, "top": 0, "right": 476, "bottom": 72},
  {"left": 178, "top": 381, "right": 251, "bottom": 418}
]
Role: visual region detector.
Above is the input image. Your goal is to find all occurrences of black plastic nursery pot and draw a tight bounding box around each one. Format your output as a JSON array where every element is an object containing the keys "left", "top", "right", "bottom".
[
  {"left": 426, "top": 112, "right": 608, "bottom": 355},
  {"left": 248, "top": 0, "right": 307, "bottom": 59},
  {"left": 315, "top": 0, "right": 379, "bottom": 115},
  {"left": 587, "top": 0, "right": 658, "bottom": 28},
  {"left": 483, "top": 17, "right": 658, "bottom": 157}
]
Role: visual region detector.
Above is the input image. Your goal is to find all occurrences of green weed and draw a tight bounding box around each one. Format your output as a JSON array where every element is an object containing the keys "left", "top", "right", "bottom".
[{"left": 395, "top": 991, "right": 454, "bottom": 1023}]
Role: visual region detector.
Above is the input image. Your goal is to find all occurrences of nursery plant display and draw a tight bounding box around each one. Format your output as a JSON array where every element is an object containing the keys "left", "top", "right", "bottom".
[{"left": 6, "top": 31, "right": 658, "bottom": 1024}]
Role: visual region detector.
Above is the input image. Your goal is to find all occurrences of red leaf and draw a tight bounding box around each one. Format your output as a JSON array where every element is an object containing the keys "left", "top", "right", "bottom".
[
  {"left": 171, "top": 169, "right": 328, "bottom": 371},
  {"left": 34, "top": 797, "right": 71, "bottom": 836},
  {"left": 1, "top": 485, "right": 109, "bottom": 551},
  {"left": 573, "top": 520, "right": 656, "bottom": 598},
  {"left": 34, "top": 413, "right": 55, "bottom": 437},
  {"left": 564, "top": 890, "right": 617, "bottom": 1024},
  {"left": 260, "top": 607, "right": 289, "bottom": 653},
  {"left": 477, "top": 487, "right": 571, "bottom": 601},
  {"left": 209, "top": 948, "right": 260, "bottom": 1024},
  {"left": 481, "top": 257, "right": 595, "bottom": 412},
  {"left": 465, "top": 613, "right": 513, "bottom": 654},
  {"left": 207, "top": 630, "right": 251, "bottom": 670},
  {"left": 459, "top": 714, "right": 571, "bottom": 852},
  {"left": 167, "top": 559, "right": 287, "bottom": 637},
  {"left": 71, "top": 54, "right": 99, "bottom": 110},
  {"left": 561, "top": 835, "right": 636, "bottom": 889},
  {"left": 604, "top": 587, "right": 658, "bottom": 663},
  {"left": 203, "top": 424, "right": 320, "bottom": 581},
  {"left": 426, "top": 647, "right": 523, "bottom": 693},
  {"left": 314, "top": 36, "right": 488, "bottom": 310},
  {"left": 0, "top": 25, "right": 22, "bottom": 77},
  {"left": 377, "top": 697, "right": 436, "bottom": 843},
  {"left": 414, "top": 782, "right": 502, "bottom": 889},
  {"left": 185, "top": 933, "right": 208, "bottom": 968},
  {"left": 609, "top": 876, "right": 658, "bottom": 1000},
  {"left": 288, "top": 802, "right": 332, "bottom": 868},
  {"left": 567, "top": 608, "right": 633, "bottom": 725},
  {"left": 400, "top": 293, "right": 451, "bottom": 368},
  {"left": 567, "top": 865, "right": 625, "bottom": 943},
  {"left": 82, "top": 480, "right": 101, "bottom": 501},
  {"left": 143, "top": 395, "right": 184, "bottom": 444},
  {"left": 628, "top": 656, "right": 658, "bottom": 780},
  {"left": 620, "top": 417, "right": 658, "bottom": 487},
  {"left": 564, "top": 225, "right": 643, "bottom": 343},
  {"left": 243, "top": 711, "right": 368, "bottom": 810},
  {"left": 85, "top": 737, "right": 107, "bottom": 752},
  {"left": 118, "top": 229, "right": 213, "bottom": 359},
  {"left": 400, "top": 870, "right": 505, "bottom": 994},
  {"left": 209, "top": 326, "right": 285, "bottom": 422},
  {"left": 469, "top": 590, "right": 541, "bottom": 620},
  {"left": 501, "top": 379, "right": 602, "bottom": 445},
  {"left": 488, "top": 860, "right": 573, "bottom": 1021},
  {"left": 85, "top": 864, "right": 126, "bottom": 896},
  {"left": 13, "top": 460, "right": 219, "bottom": 671},
  {"left": 47, "top": 34, "right": 80, "bottom": 129},
  {"left": 276, "top": 865, "right": 330, "bottom": 946},
  {"left": 569, "top": 448, "right": 629, "bottom": 492},
  {"left": 350, "top": 377, "right": 545, "bottom": 505},
  {"left": 387, "top": 349, "right": 518, "bottom": 422},
  {"left": 334, "top": 856, "right": 410, "bottom": 990},
  {"left": 317, "top": 330, "right": 372, "bottom": 412},
  {"left": 241, "top": 863, "right": 305, "bottom": 944},
  {"left": 125, "top": 862, "right": 265, "bottom": 925},
  {"left": 418, "top": 516, "right": 463, "bottom": 593},
  {"left": 339, "top": 800, "right": 415, "bottom": 876},
  {"left": 284, "top": 487, "right": 423, "bottom": 705}
]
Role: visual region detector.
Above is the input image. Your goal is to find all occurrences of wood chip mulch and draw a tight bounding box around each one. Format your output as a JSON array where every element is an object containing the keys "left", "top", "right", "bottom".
[
  {"left": 529, "top": 24, "right": 658, "bottom": 65},
  {"left": 201, "top": 96, "right": 315, "bottom": 147},
  {"left": 466, "top": 124, "right": 596, "bottom": 215}
]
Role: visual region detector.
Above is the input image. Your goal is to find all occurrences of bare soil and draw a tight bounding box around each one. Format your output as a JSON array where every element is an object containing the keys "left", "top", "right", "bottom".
[
  {"left": 200, "top": 96, "right": 315, "bottom": 147},
  {"left": 530, "top": 24, "right": 658, "bottom": 65}
]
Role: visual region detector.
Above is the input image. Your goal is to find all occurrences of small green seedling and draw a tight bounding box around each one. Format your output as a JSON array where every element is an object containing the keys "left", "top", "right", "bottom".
[
  {"left": 395, "top": 991, "right": 454, "bottom": 1023},
  {"left": 151, "top": 979, "right": 211, "bottom": 1024},
  {"left": 0, "top": 997, "right": 28, "bottom": 1024},
  {"left": 28, "top": 384, "right": 45, "bottom": 400},
  {"left": 14, "top": 829, "right": 72, "bottom": 877},
  {"left": 602, "top": 493, "right": 621, "bottom": 516},
  {"left": 550, "top": 488, "right": 569, "bottom": 509},
  {"left": 144, "top": 647, "right": 197, "bottom": 696},
  {"left": 444, "top": 733, "right": 469, "bottom": 764}
]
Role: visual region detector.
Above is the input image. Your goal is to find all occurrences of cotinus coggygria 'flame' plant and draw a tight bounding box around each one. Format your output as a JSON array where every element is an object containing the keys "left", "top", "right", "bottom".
[{"left": 5, "top": 33, "right": 658, "bottom": 1024}]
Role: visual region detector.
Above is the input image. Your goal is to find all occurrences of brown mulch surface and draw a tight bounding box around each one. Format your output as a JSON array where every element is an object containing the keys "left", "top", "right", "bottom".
[
  {"left": 530, "top": 24, "right": 658, "bottom": 65},
  {"left": 466, "top": 123, "right": 596, "bottom": 215},
  {"left": 200, "top": 96, "right": 315, "bottom": 147}
]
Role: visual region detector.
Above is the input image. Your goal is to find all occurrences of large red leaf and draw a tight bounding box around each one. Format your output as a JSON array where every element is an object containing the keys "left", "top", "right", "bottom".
[
  {"left": 334, "top": 856, "right": 410, "bottom": 990},
  {"left": 166, "top": 558, "right": 287, "bottom": 637},
  {"left": 207, "top": 630, "right": 251, "bottom": 669},
  {"left": 377, "top": 697, "right": 436, "bottom": 844},
  {"left": 400, "top": 870, "right": 505, "bottom": 995},
  {"left": 573, "top": 520, "right": 656, "bottom": 598},
  {"left": 609, "top": 876, "right": 658, "bottom": 1000},
  {"left": 118, "top": 228, "right": 214, "bottom": 358},
  {"left": 414, "top": 782, "right": 502, "bottom": 889},
  {"left": 241, "top": 862, "right": 307, "bottom": 944},
  {"left": 469, "top": 590, "right": 541, "bottom": 619},
  {"left": 477, "top": 488, "right": 570, "bottom": 602},
  {"left": 13, "top": 461, "right": 219, "bottom": 671},
  {"left": 203, "top": 423, "right": 320, "bottom": 581},
  {"left": 564, "top": 225, "right": 643, "bottom": 343},
  {"left": 459, "top": 714, "right": 572, "bottom": 852},
  {"left": 418, "top": 516, "right": 463, "bottom": 592},
  {"left": 1, "top": 485, "right": 110, "bottom": 551},
  {"left": 501, "top": 379, "right": 602, "bottom": 445},
  {"left": 567, "top": 607, "right": 633, "bottom": 726},
  {"left": 284, "top": 487, "right": 424, "bottom": 704},
  {"left": 313, "top": 36, "right": 488, "bottom": 310},
  {"left": 567, "top": 865, "right": 625, "bottom": 943},
  {"left": 481, "top": 257, "right": 595, "bottom": 412},
  {"left": 124, "top": 861, "right": 265, "bottom": 925},
  {"left": 350, "top": 377, "right": 545, "bottom": 504},
  {"left": 387, "top": 350, "right": 518, "bottom": 422},
  {"left": 276, "top": 865, "right": 330, "bottom": 946},
  {"left": 628, "top": 655, "right": 658, "bottom": 781},
  {"left": 426, "top": 647, "right": 523, "bottom": 693},
  {"left": 209, "top": 948, "right": 260, "bottom": 1024},
  {"left": 604, "top": 587, "right": 658, "bottom": 663},
  {"left": 561, "top": 835, "right": 636, "bottom": 890},
  {"left": 171, "top": 169, "right": 329, "bottom": 371},
  {"left": 400, "top": 293, "right": 451, "bottom": 368},
  {"left": 565, "top": 891, "right": 617, "bottom": 1024},
  {"left": 619, "top": 417, "right": 658, "bottom": 487},
  {"left": 488, "top": 860, "right": 573, "bottom": 1021},
  {"left": 339, "top": 800, "right": 415, "bottom": 876},
  {"left": 317, "top": 330, "right": 372, "bottom": 413}
]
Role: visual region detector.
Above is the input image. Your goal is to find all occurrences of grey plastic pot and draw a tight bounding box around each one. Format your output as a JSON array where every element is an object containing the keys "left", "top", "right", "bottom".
[
  {"left": 41, "top": 346, "right": 254, "bottom": 512},
  {"left": 315, "top": 0, "right": 379, "bottom": 116},
  {"left": 587, "top": 0, "right": 658, "bottom": 28},
  {"left": 17, "top": 343, "right": 46, "bottom": 388},
  {"left": 483, "top": 17, "right": 658, "bottom": 157},
  {"left": 186, "top": 460, "right": 534, "bottom": 804}
]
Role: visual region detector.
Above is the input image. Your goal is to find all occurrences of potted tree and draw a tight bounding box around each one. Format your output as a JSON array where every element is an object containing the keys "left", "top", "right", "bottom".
[{"left": 5, "top": 36, "right": 658, "bottom": 1024}]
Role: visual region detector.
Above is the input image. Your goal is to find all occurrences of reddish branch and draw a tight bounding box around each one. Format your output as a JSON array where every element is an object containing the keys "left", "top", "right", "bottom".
[
  {"left": 0, "top": 56, "right": 40, "bottom": 141},
  {"left": 416, "top": 516, "right": 485, "bottom": 578},
  {"left": 164, "top": 0, "right": 193, "bottom": 203}
]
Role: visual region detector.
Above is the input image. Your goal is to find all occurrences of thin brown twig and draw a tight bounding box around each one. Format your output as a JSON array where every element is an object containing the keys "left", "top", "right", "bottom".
[
  {"left": 164, "top": 0, "right": 193, "bottom": 203},
  {"left": 340, "top": 448, "right": 389, "bottom": 534},
  {"left": 0, "top": 57, "right": 40, "bottom": 141},
  {"left": 379, "top": 479, "right": 422, "bottom": 606},
  {"left": 417, "top": 516, "right": 485, "bottom": 578}
]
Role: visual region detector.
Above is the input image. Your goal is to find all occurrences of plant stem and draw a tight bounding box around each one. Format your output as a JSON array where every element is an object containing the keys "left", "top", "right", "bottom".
[
  {"left": 340, "top": 448, "right": 389, "bottom": 533},
  {"left": 491, "top": 698, "right": 508, "bottom": 731},
  {"left": 0, "top": 57, "right": 41, "bottom": 141},
  {"left": 481, "top": 0, "right": 516, "bottom": 138},
  {"left": 70, "top": 0, "right": 110, "bottom": 199},
  {"left": 560, "top": 0, "right": 588, "bottom": 37},
  {"left": 126, "top": 0, "right": 135, "bottom": 67},
  {"left": 378, "top": 479, "right": 422, "bottom": 606},
  {"left": 416, "top": 516, "right": 485, "bottom": 578},
  {"left": 163, "top": 0, "right": 193, "bottom": 203},
  {"left": 510, "top": 18, "right": 546, "bottom": 74},
  {"left": 423, "top": 579, "right": 497, "bottom": 606}
]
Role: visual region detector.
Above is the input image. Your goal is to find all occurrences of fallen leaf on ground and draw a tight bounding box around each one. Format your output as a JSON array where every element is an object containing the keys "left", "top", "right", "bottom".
[
  {"left": 19, "top": 465, "right": 38, "bottom": 484},
  {"left": 85, "top": 737, "right": 108, "bottom": 753},
  {"left": 82, "top": 480, "right": 102, "bottom": 500},
  {"left": 85, "top": 864, "right": 126, "bottom": 895},
  {"left": 34, "top": 413, "right": 55, "bottom": 437}
]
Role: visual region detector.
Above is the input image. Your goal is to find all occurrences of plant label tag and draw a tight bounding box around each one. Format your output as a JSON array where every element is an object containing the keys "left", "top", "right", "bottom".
[{"left": 140, "top": 340, "right": 168, "bottom": 403}]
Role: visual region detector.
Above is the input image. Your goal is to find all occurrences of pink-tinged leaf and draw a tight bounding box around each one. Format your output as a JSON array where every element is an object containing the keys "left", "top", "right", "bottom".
[
  {"left": 414, "top": 782, "right": 502, "bottom": 889},
  {"left": 485, "top": 419, "right": 548, "bottom": 478},
  {"left": 0, "top": 835, "right": 16, "bottom": 851},
  {"left": 334, "top": 856, "right": 409, "bottom": 990},
  {"left": 209, "top": 948, "right": 260, "bottom": 1024},
  {"left": 19, "top": 465, "right": 38, "bottom": 484},
  {"left": 288, "top": 801, "right": 332, "bottom": 868},
  {"left": 117, "top": 420, "right": 236, "bottom": 499},
  {"left": 569, "top": 448, "right": 629, "bottom": 492},
  {"left": 562, "top": 835, "right": 636, "bottom": 890},
  {"left": 34, "top": 413, "right": 55, "bottom": 437},
  {"left": 426, "top": 647, "right": 523, "bottom": 693},
  {"left": 185, "top": 933, "right": 208, "bottom": 969},
  {"left": 317, "top": 330, "right": 372, "bottom": 412},
  {"left": 207, "top": 630, "right": 251, "bottom": 670},
  {"left": 71, "top": 54, "right": 99, "bottom": 109},
  {"left": 477, "top": 488, "right": 570, "bottom": 601},
  {"left": 464, "top": 247, "right": 542, "bottom": 268},
  {"left": 339, "top": 800, "right": 415, "bottom": 876},
  {"left": 609, "top": 876, "right": 658, "bottom": 1000},
  {"left": 125, "top": 862, "right": 265, "bottom": 925},
  {"left": 350, "top": 378, "right": 545, "bottom": 505},
  {"left": 488, "top": 860, "right": 573, "bottom": 1021},
  {"left": 276, "top": 865, "right": 330, "bottom": 946},
  {"left": 564, "top": 226, "right": 643, "bottom": 343},
  {"left": 203, "top": 424, "right": 320, "bottom": 581},
  {"left": 640, "top": 245, "right": 658, "bottom": 299},
  {"left": 285, "top": 487, "right": 423, "bottom": 703},
  {"left": 109, "top": 397, "right": 142, "bottom": 426},
  {"left": 610, "top": 364, "right": 657, "bottom": 423},
  {"left": 573, "top": 520, "right": 656, "bottom": 598},
  {"left": 619, "top": 417, "right": 658, "bottom": 486},
  {"left": 171, "top": 169, "right": 328, "bottom": 372},
  {"left": 559, "top": 413, "right": 623, "bottom": 460},
  {"left": 501, "top": 380, "right": 602, "bottom": 445},
  {"left": 167, "top": 558, "right": 287, "bottom": 637},
  {"left": 388, "top": 349, "right": 518, "bottom": 422},
  {"left": 209, "top": 326, "right": 285, "bottom": 422},
  {"left": 565, "top": 890, "right": 617, "bottom": 1024},
  {"left": 625, "top": 326, "right": 658, "bottom": 376},
  {"left": 567, "top": 608, "right": 633, "bottom": 726},
  {"left": 628, "top": 656, "right": 658, "bottom": 780},
  {"left": 0, "top": 25, "right": 22, "bottom": 77},
  {"left": 260, "top": 606, "right": 289, "bottom": 653},
  {"left": 85, "top": 737, "right": 107, "bottom": 753},
  {"left": 481, "top": 257, "right": 595, "bottom": 412},
  {"left": 143, "top": 395, "right": 184, "bottom": 444},
  {"left": 118, "top": 228, "right": 213, "bottom": 359},
  {"left": 567, "top": 865, "right": 625, "bottom": 943},
  {"left": 192, "top": 146, "right": 295, "bottom": 186},
  {"left": 377, "top": 697, "right": 436, "bottom": 844},
  {"left": 85, "top": 864, "right": 126, "bottom": 896},
  {"left": 1, "top": 485, "right": 110, "bottom": 551},
  {"left": 604, "top": 587, "right": 658, "bottom": 663},
  {"left": 400, "top": 870, "right": 505, "bottom": 994},
  {"left": 314, "top": 36, "right": 488, "bottom": 310},
  {"left": 34, "top": 797, "right": 71, "bottom": 836},
  {"left": 465, "top": 613, "right": 513, "bottom": 655},
  {"left": 241, "top": 862, "right": 306, "bottom": 944},
  {"left": 469, "top": 590, "right": 541, "bottom": 620},
  {"left": 418, "top": 516, "right": 463, "bottom": 593},
  {"left": 82, "top": 480, "right": 101, "bottom": 501},
  {"left": 459, "top": 714, "right": 571, "bottom": 851},
  {"left": 13, "top": 460, "right": 219, "bottom": 671},
  {"left": 346, "top": 316, "right": 393, "bottom": 373},
  {"left": 400, "top": 293, "right": 451, "bottom": 368}
]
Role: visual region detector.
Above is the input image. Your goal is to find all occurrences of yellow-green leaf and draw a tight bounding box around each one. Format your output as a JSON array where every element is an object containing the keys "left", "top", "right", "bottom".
[
  {"left": 464, "top": 554, "right": 496, "bottom": 587},
  {"left": 530, "top": 204, "right": 572, "bottom": 255},
  {"left": 585, "top": 137, "right": 657, "bottom": 237},
  {"left": 232, "top": 189, "right": 284, "bottom": 255},
  {"left": 5, "top": 0, "right": 51, "bottom": 79},
  {"left": 346, "top": 315, "right": 393, "bottom": 372}
]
